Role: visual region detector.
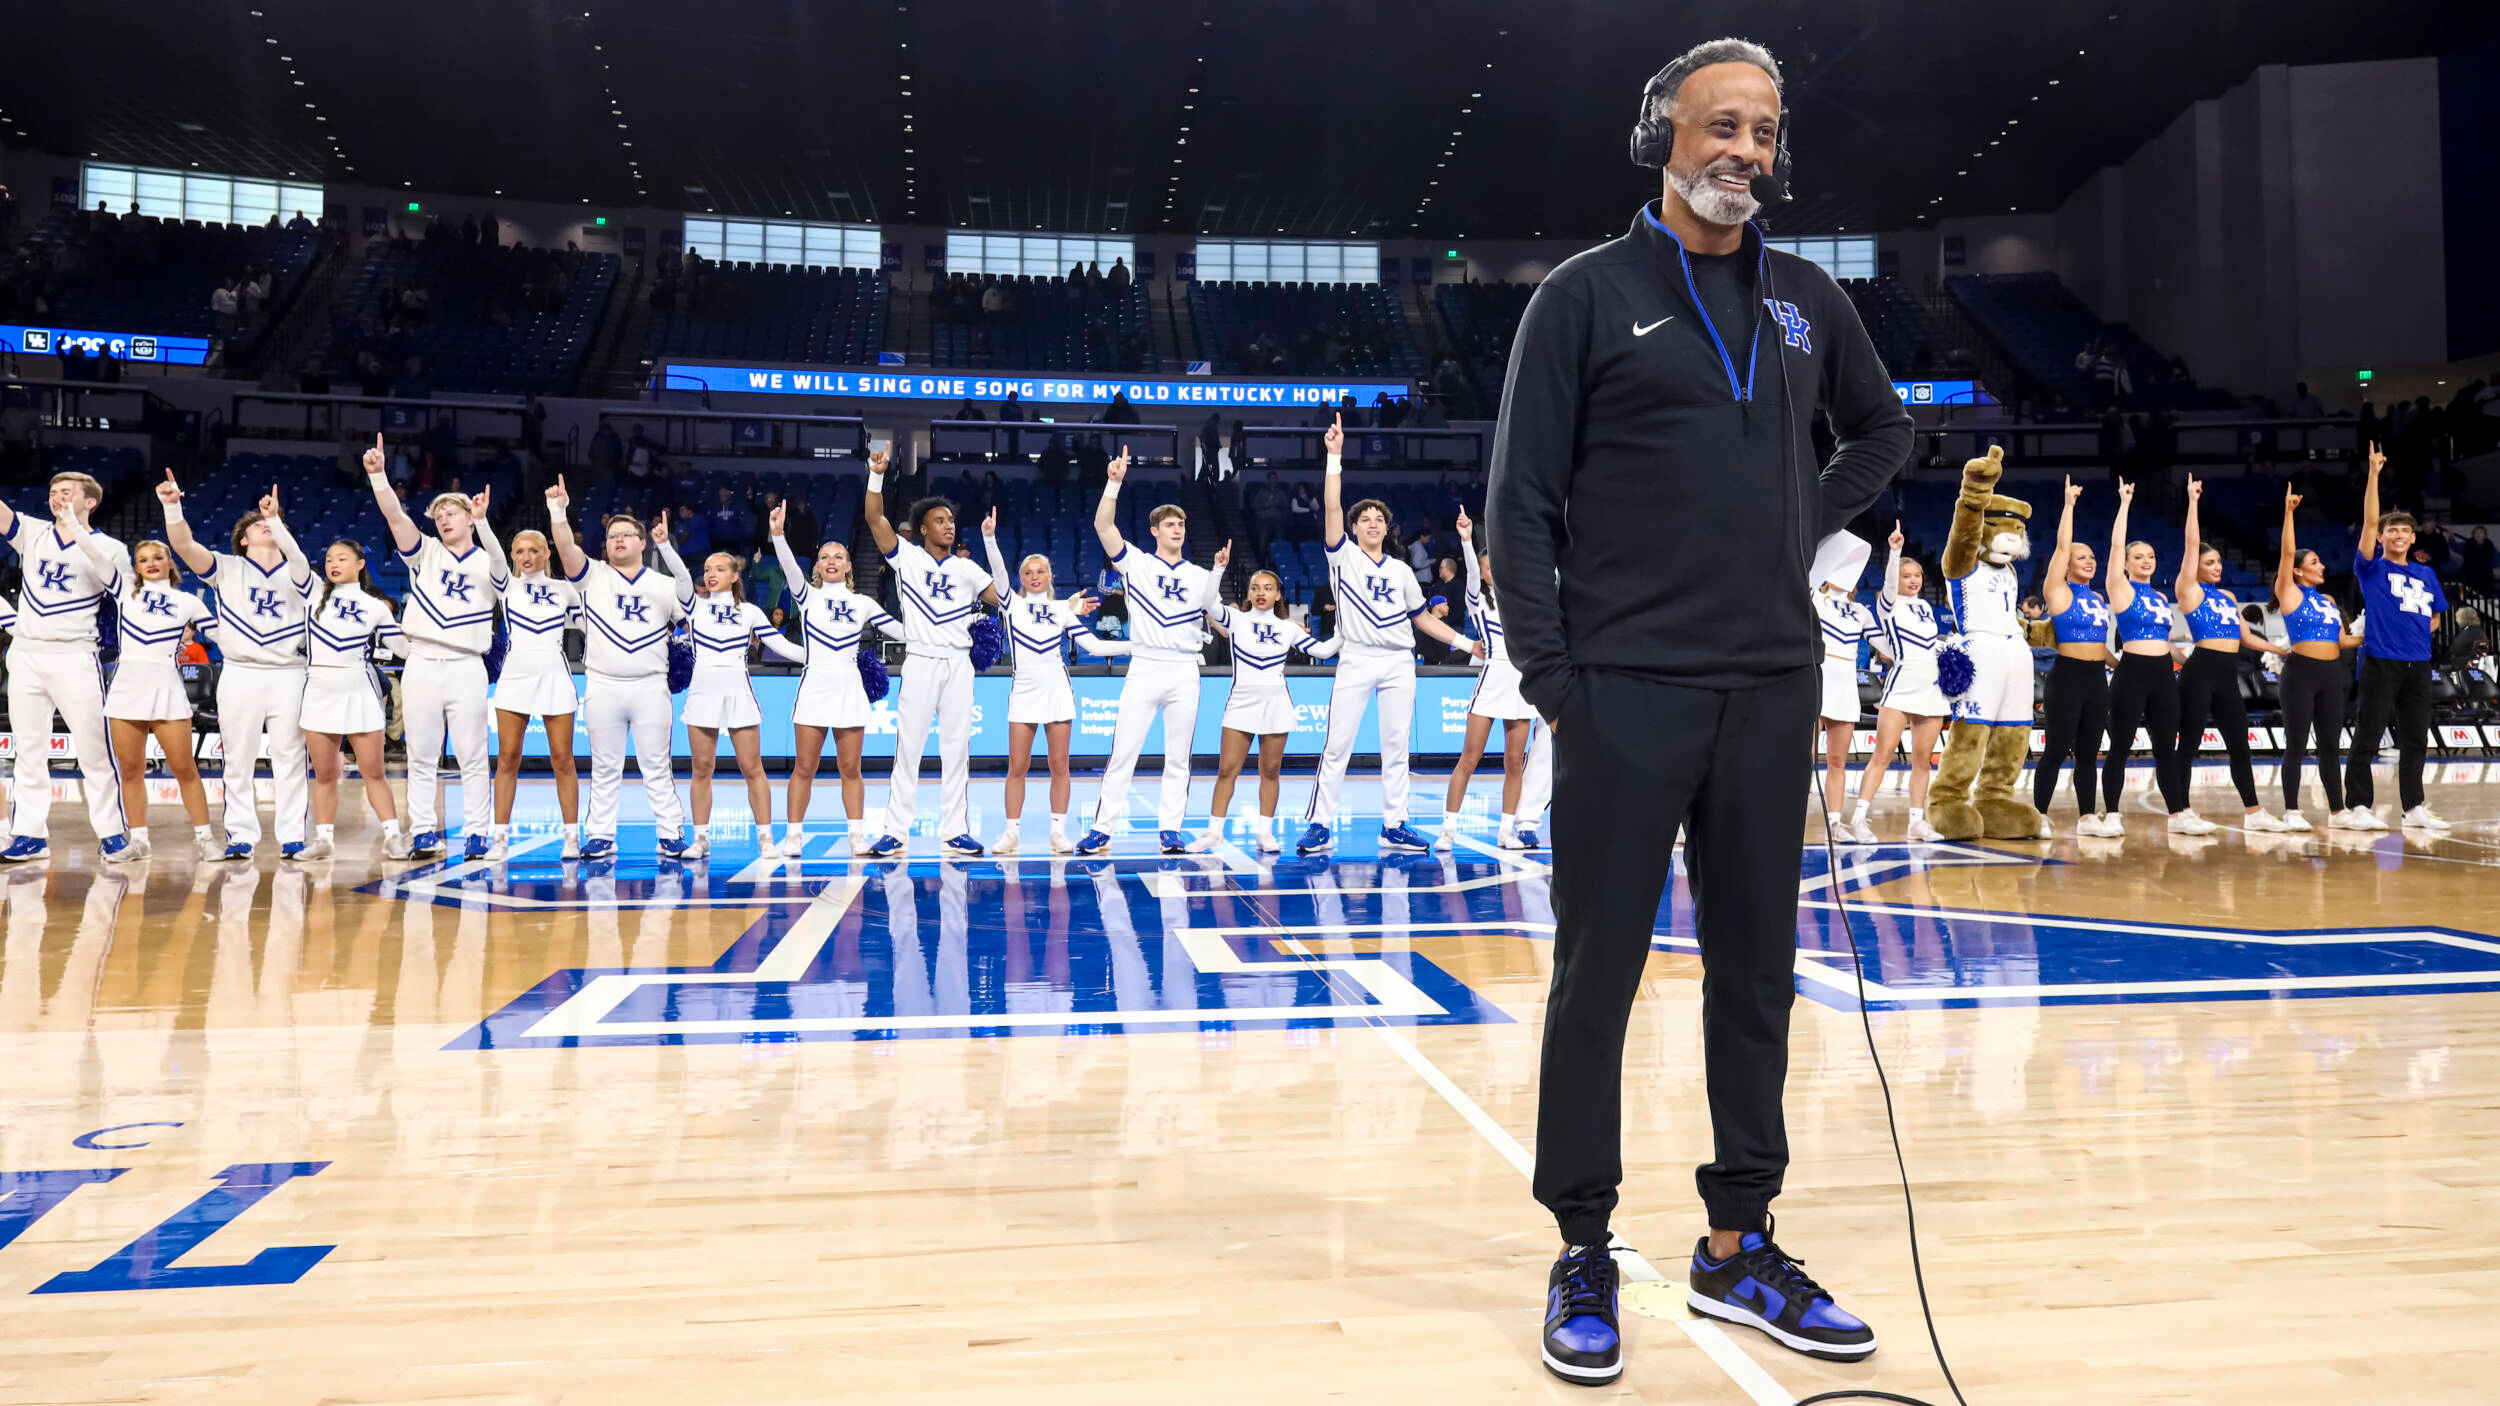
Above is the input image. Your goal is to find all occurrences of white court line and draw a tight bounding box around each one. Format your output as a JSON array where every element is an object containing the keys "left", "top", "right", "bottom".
[{"left": 390, "top": 835, "right": 561, "bottom": 893}]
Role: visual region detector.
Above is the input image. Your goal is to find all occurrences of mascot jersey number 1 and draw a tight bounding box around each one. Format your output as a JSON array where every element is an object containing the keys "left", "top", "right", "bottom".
[{"left": 1928, "top": 446, "right": 2051, "bottom": 841}]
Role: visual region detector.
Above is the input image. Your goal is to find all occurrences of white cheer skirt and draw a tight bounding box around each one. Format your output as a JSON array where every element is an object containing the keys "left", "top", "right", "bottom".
[
  {"left": 1818, "top": 657, "right": 1863, "bottom": 724},
  {"left": 792, "top": 663, "right": 872, "bottom": 730},
  {"left": 104, "top": 660, "right": 193, "bottom": 723},
  {"left": 492, "top": 653, "right": 580, "bottom": 717},
  {"left": 301, "top": 664, "right": 387, "bottom": 736},
  {"left": 1878, "top": 648, "right": 1950, "bottom": 719},
  {"left": 1222, "top": 682, "right": 1300, "bottom": 737},
  {"left": 683, "top": 668, "right": 762, "bottom": 730},
  {"left": 1007, "top": 670, "right": 1075, "bottom": 725},
  {"left": 1466, "top": 656, "right": 1538, "bottom": 721}
]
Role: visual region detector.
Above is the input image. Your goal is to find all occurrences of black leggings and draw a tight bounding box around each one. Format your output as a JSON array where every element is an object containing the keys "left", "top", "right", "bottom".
[
  {"left": 2278, "top": 652, "right": 2348, "bottom": 813},
  {"left": 2033, "top": 654, "right": 2108, "bottom": 814},
  {"left": 2345, "top": 656, "right": 2432, "bottom": 812},
  {"left": 2176, "top": 648, "right": 2258, "bottom": 809},
  {"left": 2102, "top": 652, "right": 2186, "bottom": 813}
]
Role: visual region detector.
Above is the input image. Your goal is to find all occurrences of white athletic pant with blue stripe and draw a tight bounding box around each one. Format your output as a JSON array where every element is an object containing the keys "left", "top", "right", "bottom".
[
  {"left": 401, "top": 648, "right": 493, "bottom": 837},
  {"left": 584, "top": 673, "right": 683, "bottom": 840},
  {"left": 881, "top": 651, "right": 975, "bottom": 840},
  {"left": 1304, "top": 645, "right": 1414, "bottom": 829},
  {"left": 1515, "top": 718, "right": 1554, "bottom": 829},
  {"left": 217, "top": 662, "right": 310, "bottom": 848},
  {"left": 6, "top": 641, "right": 124, "bottom": 842},
  {"left": 1090, "top": 655, "right": 1201, "bottom": 833}
]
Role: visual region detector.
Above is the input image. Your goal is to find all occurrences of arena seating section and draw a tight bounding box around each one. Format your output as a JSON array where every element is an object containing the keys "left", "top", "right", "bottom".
[
  {"left": 1192, "top": 281, "right": 1422, "bottom": 379},
  {"left": 1946, "top": 272, "right": 2238, "bottom": 412},
  {"left": 931, "top": 276, "right": 1155, "bottom": 373},
  {"left": 645, "top": 264, "right": 888, "bottom": 368},
  {"left": 317, "top": 241, "right": 616, "bottom": 396},
  {"left": 1430, "top": 282, "right": 1534, "bottom": 418},
  {"left": 1843, "top": 277, "right": 1952, "bottom": 382},
  {"left": 4, "top": 212, "right": 318, "bottom": 361}
]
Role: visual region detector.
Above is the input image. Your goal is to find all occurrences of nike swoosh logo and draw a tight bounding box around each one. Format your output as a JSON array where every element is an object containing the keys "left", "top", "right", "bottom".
[{"left": 1633, "top": 317, "right": 1675, "bottom": 336}]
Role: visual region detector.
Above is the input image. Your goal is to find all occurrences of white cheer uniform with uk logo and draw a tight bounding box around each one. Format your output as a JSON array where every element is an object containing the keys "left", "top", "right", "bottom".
[
  {"left": 397, "top": 524, "right": 508, "bottom": 839},
  {"left": 569, "top": 555, "right": 687, "bottom": 845},
  {"left": 1947, "top": 555, "right": 2032, "bottom": 727},
  {"left": 1876, "top": 545, "right": 1949, "bottom": 718},
  {"left": 203, "top": 519, "right": 318, "bottom": 850},
  {"left": 774, "top": 535, "right": 899, "bottom": 730},
  {"left": 1215, "top": 605, "right": 1337, "bottom": 736},
  {"left": 103, "top": 579, "right": 210, "bottom": 723},
  {"left": 683, "top": 593, "right": 806, "bottom": 730},
  {"left": 876, "top": 535, "right": 993, "bottom": 842},
  {"left": 6, "top": 515, "right": 134, "bottom": 844},
  {"left": 1306, "top": 533, "right": 1428, "bottom": 829},
  {"left": 492, "top": 573, "right": 581, "bottom": 718},
  {"left": 983, "top": 533, "right": 1129, "bottom": 726},
  {"left": 1087, "top": 542, "right": 1216, "bottom": 836},
  {"left": 302, "top": 584, "right": 407, "bottom": 736},
  {"left": 1814, "top": 589, "right": 1880, "bottom": 725}
]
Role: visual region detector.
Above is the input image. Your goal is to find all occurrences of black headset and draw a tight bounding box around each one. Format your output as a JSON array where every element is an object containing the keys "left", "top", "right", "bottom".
[{"left": 1628, "top": 56, "right": 1793, "bottom": 191}]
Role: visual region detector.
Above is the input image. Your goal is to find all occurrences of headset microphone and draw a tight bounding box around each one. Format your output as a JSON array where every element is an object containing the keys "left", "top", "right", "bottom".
[{"left": 1750, "top": 169, "right": 1791, "bottom": 207}]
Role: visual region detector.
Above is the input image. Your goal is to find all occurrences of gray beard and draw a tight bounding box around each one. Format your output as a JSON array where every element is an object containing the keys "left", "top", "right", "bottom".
[{"left": 1669, "top": 165, "right": 1759, "bottom": 227}]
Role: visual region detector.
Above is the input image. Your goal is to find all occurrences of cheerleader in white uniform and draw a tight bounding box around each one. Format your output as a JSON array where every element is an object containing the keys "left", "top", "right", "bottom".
[
  {"left": 769, "top": 502, "right": 898, "bottom": 857},
  {"left": 862, "top": 447, "right": 1001, "bottom": 858},
  {"left": 490, "top": 530, "right": 584, "bottom": 858},
  {"left": 362, "top": 435, "right": 508, "bottom": 860},
  {"left": 1201, "top": 569, "right": 1337, "bottom": 853},
  {"left": 980, "top": 508, "right": 1132, "bottom": 854},
  {"left": 1436, "top": 507, "right": 1540, "bottom": 851},
  {"left": 299, "top": 539, "right": 411, "bottom": 860},
  {"left": 86, "top": 528, "right": 216, "bottom": 860},
  {"left": 662, "top": 541, "right": 806, "bottom": 860},
  {"left": 1847, "top": 522, "right": 1950, "bottom": 843},
  {"left": 544, "top": 476, "right": 690, "bottom": 859},
  {"left": 1810, "top": 532, "right": 1887, "bottom": 833}
]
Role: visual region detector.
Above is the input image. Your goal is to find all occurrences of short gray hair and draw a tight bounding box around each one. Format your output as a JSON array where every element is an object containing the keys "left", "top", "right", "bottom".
[{"left": 1648, "top": 38, "right": 1783, "bottom": 121}]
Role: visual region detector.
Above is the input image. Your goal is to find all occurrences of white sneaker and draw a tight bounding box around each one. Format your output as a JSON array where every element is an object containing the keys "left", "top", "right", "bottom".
[
  {"left": 1904, "top": 817, "right": 1944, "bottom": 843},
  {"left": 1497, "top": 827, "right": 1530, "bottom": 850},
  {"left": 2244, "top": 810, "right": 2287, "bottom": 833},
  {"left": 381, "top": 828, "right": 412, "bottom": 860},
  {"left": 561, "top": 831, "right": 583, "bottom": 860},
  {"left": 688, "top": 831, "right": 711, "bottom": 859},
  {"left": 1846, "top": 818, "right": 1881, "bottom": 845},
  {"left": 1049, "top": 830, "right": 1075, "bottom": 855},
  {"left": 2168, "top": 811, "right": 2218, "bottom": 835},
  {"left": 2401, "top": 806, "right": 2451, "bottom": 831},
  {"left": 486, "top": 833, "right": 510, "bottom": 861},
  {"left": 2281, "top": 810, "right": 2313, "bottom": 833},
  {"left": 991, "top": 830, "right": 1020, "bottom": 856},
  {"left": 756, "top": 834, "right": 783, "bottom": 860},
  {"left": 1186, "top": 831, "right": 1219, "bottom": 853},
  {"left": 2035, "top": 814, "right": 2054, "bottom": 840},
  {"left": 850, "top": 832, "right": 876, "bottom": 857},
  {"left": 1254, "top": 828, "right": 1281, "bottom": 854},
  {"left": 2345, "top": 806, "right": 2389, "bottom": 831},
  {"left": 1434, "top": 825, "right": 1455, "bottom": 852},
  {"left": 296, "top": 835, "right": 335, "bottom": 861},
  {"left": 127, "top": 833, "right": 153, "bottom": 861}
]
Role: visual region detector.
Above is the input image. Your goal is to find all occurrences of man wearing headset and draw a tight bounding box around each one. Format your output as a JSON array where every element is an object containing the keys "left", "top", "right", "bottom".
[{"left": 1488, "top": 38, "right": 1911, "bottom": 1386}]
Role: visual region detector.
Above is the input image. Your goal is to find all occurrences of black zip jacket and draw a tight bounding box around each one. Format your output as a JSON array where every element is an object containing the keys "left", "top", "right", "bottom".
[{"left": 1487, "top": 204, "right": 1912, "bottom": 716}]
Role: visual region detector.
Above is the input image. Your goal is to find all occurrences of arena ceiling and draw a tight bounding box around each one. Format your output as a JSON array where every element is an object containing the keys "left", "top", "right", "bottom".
[{"left": 4, "top": 1, "right": 2485, "bottom": 240}]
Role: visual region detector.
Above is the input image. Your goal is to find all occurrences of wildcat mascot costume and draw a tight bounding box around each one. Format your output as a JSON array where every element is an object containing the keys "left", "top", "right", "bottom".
[{"left": 1927, "top": 445, "right": 2050, "bottom": 840}]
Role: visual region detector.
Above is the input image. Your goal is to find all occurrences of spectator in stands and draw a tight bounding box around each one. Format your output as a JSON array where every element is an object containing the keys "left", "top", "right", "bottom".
[
  {"left": 1198, "top": 413, "right": 1224, "bottom": 474},
  {"left": 785, "top": 495, "right": 820, "bottom": 562},
  {"left": 393, "top": 356, "right": 434, "bottom": 400},
  {"left": 209, "top": 279, "right": 239, "bottom": 337},
  {"left": 1106, "top": 256, "right": 1131, "bottom": 293},
  {"left": 2455, "top": 526, "right": 2495, "bottom": 593},
  {"left": 1084, "top": 260, "right": 1103, "bottom": 289},
  {"left": 950, "top": 396, "right": 986, "bottom": 421},
  {"left": 1289, "top": 478, "right": 1319, "bottom": 542},
  {"left": 2291, "top": 381, "right": 2326, "bottom": 418},
  {"left": 287, "top": 210, "right": 314, "bottom": 233},
  {"left": 1068, "top": 260, "right": 1086, "bottom": 285},
  {"left": 1252, "top": 472, "right": 1286, "bottom": 554},
  {"left": 1407, "top": 517, "right": 1439, "bottom": 574},
  {"left": 625, "top": 427, "right": 656, "bottom": 481},
  {"left": 1105, "top": 391, "right": 1139, "bottom": 425},
  {"left": 747, "top": 550, "right": 791, "bottom": 616},
  {"left": 588, "top": 421, "right": 623, "bottom": 483},
  {"left": 999, "top": 389, "right": 1026, "bottom": 460},
  {"left": 981, "top": 279, "right": 1009, "bottom": 320},
  {"left": 1038, "top": 434, "right": 1070, "bottom": 485},
  {"left": 675, "top": 500, "right": 712, "bottom": 561},
  {"left": 710, "top": 484, "right": 746, "bottom": 547}
]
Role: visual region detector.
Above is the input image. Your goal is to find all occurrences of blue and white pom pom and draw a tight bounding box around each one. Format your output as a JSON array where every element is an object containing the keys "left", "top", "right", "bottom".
[
  {"left": 1935, "top": 635, "right": 1975, "bottom": 700},
  {"left": 968, "top": 615, "right": 1006, "bottom": 672},
  {"left": 856, "top": 645, "right": 891, "bottom": 703}
]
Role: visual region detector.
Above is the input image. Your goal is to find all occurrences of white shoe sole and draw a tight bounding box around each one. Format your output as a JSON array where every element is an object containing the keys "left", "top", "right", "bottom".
[
  {"left": 1685, "top": 1290, "right": 1877, "bottom": 1362},
  {"left": 1539, "top": 1346, "right": 1622, "bottom": 1385}
]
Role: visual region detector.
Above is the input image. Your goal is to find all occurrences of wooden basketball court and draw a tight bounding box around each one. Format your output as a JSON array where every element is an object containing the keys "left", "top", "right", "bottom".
[{"left": 3, "top": 766, "right": 2496, "bottom": 1404}]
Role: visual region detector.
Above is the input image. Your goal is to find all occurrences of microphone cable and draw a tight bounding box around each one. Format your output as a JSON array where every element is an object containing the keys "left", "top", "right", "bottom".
[{"left": 1760, "top": 228, "right": 1970, "bottom": 1406}]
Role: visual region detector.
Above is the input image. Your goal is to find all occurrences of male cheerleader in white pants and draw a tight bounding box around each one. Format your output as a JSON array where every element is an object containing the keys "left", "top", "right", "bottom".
[
  {"left": 0, "top": 472, "right": 137, "bottom": 862},
  {"left": 163, "top": 473, "right": 317, "bottom": 860},
  {"left": 1076, "top": 448, "right": 1225, "bottom": 856},
  {"left": 863, "top": 444, "right": 1001, "bottom": 858},
  {"left": 1297, "top": 416, "right": 1480, "bottom": 854},
  {"left": 545, "top": 477, "right": 691, "bottom": 859},
  {"left": 365, "top": 435, "right": 508, "bottom": 859}
]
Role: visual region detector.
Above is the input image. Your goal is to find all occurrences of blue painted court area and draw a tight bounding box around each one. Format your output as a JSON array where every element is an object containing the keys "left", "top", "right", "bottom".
[{"left": 390, "top": 790, "right": 2500, "bottom": 1047}]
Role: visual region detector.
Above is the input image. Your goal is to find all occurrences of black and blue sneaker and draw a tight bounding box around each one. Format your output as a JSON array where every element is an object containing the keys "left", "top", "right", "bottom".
[
  {"left": 1541, "top": 1242, "right": 1622, "bottom": 1386},
  {"left": 863, "top": 833, "right": 905, "bottom": 858},
  {"left": 1072, "top": 828, "right": 1113, "bottom": 856},
  {"left": 1685, "top": 1218, "right": 1875, "bottom": 1362},
  {"left": 942, "top": 833, "right": 985, "bottom": 858},
  {"left": 580, "top": 836, "right": 617, "bottom": 859},
  {"left": 0, "top": 836, "right": 50, "bottom": 862},
  {"left": 1379, "top": 822, "right": 1431, "bottom": 851},
  {"left": 1295, "top": 822, "right": 1331, "bottom": 854},
  {"left": 1157, "top": 829, "right": 1189, "bottom": 855},
  {"left": 408, "top": 830, "right": 446, "bottom": 859},
  {"left": 462, "top": 833, "right": 492, "bottom": 861},
  {"left": 101, "top": 833, "right": 134, "bottom": 863},
  {"left": 656, "top": 833, "right": 692, "bottom": 860},
  {"left": 219, "top": 842, "right": 255, "bottom": 862}
]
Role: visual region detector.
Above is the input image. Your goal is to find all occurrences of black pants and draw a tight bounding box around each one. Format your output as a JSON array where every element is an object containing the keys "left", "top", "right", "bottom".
[
  {"left": 2278, "top": 652, "right": 2348, "bottom": 813},
  {"left": 1536, "top": 666, "right": 1815, "bottom": 1245},
  {"left": 2033, "top": 655, "right": 2109, "bottom": 814},
  {"left": 2176, "top": 648, "right": 2259, "bottom": 809},
  {"left": 2345, "top": 656, "right": 2432, "bottom": 811},
  {"left": 2103, "top": 653, "right": 2186, "bottom": 813}
]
